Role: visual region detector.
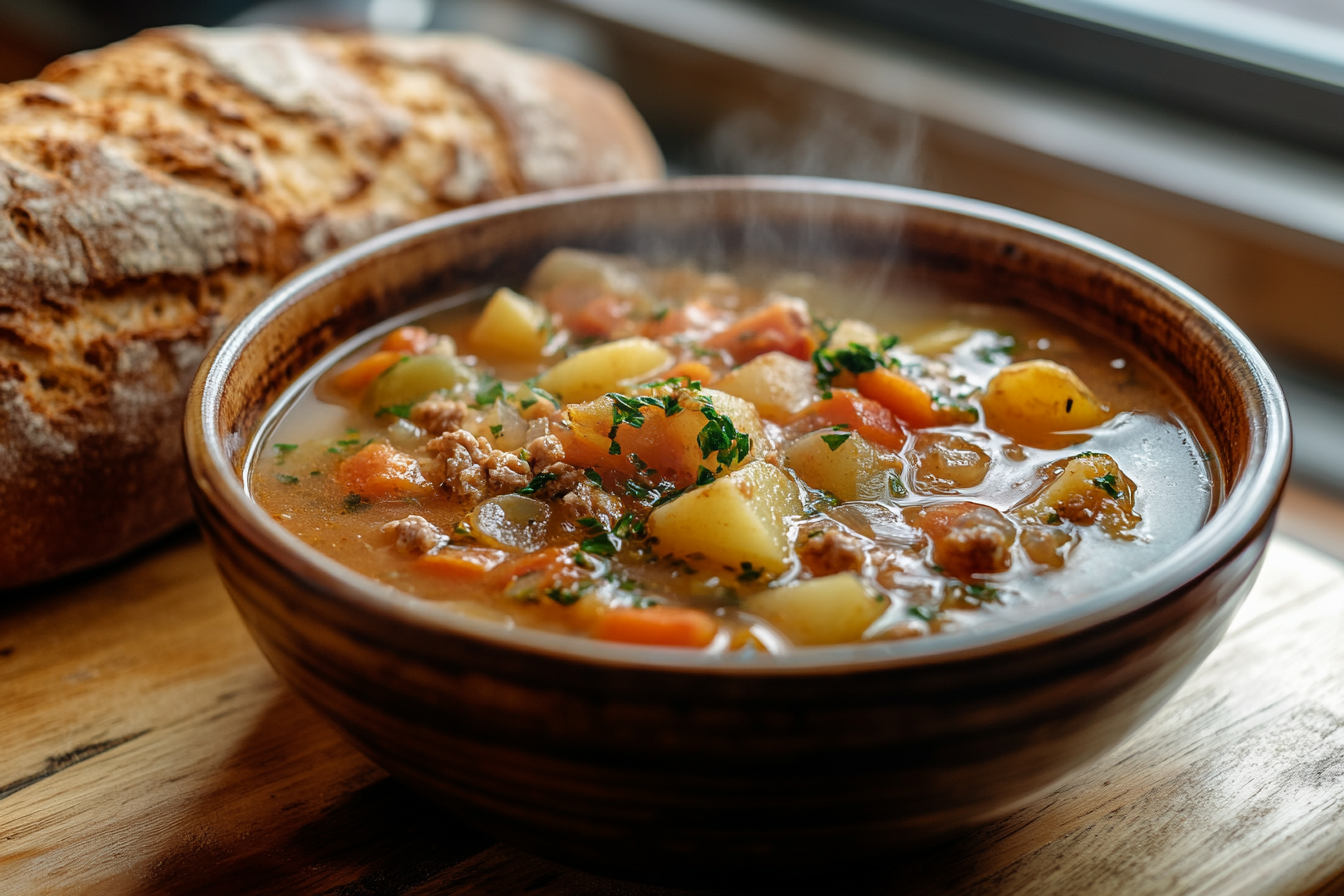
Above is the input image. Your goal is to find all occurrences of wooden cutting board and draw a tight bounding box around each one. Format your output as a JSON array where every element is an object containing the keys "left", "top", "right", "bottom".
[{"left": 3, "top": 523, "right": 1344, "bottom": 895}]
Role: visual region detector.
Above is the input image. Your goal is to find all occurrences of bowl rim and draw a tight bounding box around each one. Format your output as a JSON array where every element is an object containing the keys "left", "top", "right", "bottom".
[{"left": 186, "top": 175, "right": 1291, "bottom": 674}]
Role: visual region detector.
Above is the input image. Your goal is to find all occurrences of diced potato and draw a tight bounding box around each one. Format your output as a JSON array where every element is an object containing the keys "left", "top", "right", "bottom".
[
  {"left": 525, "top": 248, "right": 656, "bottom": 318},
  {"left": 1013, "top": 452, "right": 1141, "bottom": 537},
  {"left": 1020, "top": 525, "right": 1074, "bottom": 567},
  {"left": 470, "top": 495, "right": 552, "bottom": 552},
  {"left": 470, "top": 288, "right": 551, "bottom": 359},
  {"left": 564, "top": 387, "right": 764, "bottom": 486},
  {"left": 647, "top": 461, "right": 802, "bottom": 573},
  {"left": 982, "top": 360, "right": 1112, "bottom": 448},
  {"left": 827, "top": 319, "right": 881, "bottom": 350},
  {"left": 370, "top": 354, "right": 473, "bottom": 411},
  {"left": 526, "top": 248, "right": 652, "bottom": 299},
  {"left": 714, "top": 352, "right": 819, "bottom": 421},
  {"left": 746, "top": 573, "right": 887, "bottom": 645},
  {"left": 784, "top": 430, "right": 904, "bottom": 502},
  {"left": 535, "top": 337, "right": 672, "bottom": 403}
]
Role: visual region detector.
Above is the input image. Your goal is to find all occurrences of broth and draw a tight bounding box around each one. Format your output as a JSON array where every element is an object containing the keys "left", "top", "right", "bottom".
[{"left": 249, "top": 250, "right": 1219, "bottom": 651}]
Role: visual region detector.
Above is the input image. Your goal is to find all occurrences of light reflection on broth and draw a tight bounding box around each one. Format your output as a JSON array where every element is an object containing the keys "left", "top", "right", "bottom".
[{"left": 248, "top": 250, "right": 1219, "bottom": 652}]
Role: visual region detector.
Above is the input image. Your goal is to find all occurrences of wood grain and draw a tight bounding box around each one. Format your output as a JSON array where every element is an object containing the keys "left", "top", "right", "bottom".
[{"left": 2, "top": 529, "right": 1342, "bottom": 894}]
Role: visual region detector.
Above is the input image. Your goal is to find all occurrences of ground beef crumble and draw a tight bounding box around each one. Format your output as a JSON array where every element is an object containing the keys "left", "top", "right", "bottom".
[
  {"left": 799, "top": 527, "right": 868, "bottom": 576},
  {"left": 381, "top": 515, "right": 444, "bottom": 555},
  {"left": 427, "top": 430, "right": 531, "bottom": 502},
  {"left": 410, "top": 398, "right": 467, "bottom": 436}
]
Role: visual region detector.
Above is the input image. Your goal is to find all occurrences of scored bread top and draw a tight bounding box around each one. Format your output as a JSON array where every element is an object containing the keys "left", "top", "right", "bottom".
[{"left": 0, "top": 26, "right": 663, "bottom": 588}]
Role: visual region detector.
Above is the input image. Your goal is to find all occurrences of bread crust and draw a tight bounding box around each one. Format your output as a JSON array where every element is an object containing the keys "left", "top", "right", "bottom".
[{"left": 0, "top": 27, "right": 662, "bottom": 588}]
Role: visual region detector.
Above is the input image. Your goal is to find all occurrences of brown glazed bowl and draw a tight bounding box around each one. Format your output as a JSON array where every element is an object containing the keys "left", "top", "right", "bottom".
[{"left": 185, "top": 177, "right": 1289, "bottom": 882}]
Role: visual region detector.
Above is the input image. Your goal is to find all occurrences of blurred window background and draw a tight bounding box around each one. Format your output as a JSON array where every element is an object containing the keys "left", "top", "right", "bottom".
[{"left": 4, "top": 0, "right": 1344, "bottom": 546}]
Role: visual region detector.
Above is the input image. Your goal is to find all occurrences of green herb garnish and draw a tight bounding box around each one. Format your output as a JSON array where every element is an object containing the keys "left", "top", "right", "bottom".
[
  {"left": 275, "top": 473, "right": 300, "bottom": 485},
  {"left": 584, "top": 470, "right": 604, "bottom": 487},
  {"left": 489, "top": 424, "right": 504, "bottom": 439},
  {"left": 375, "top": 404, "right": 414, "bottom": 419},
  {"left": 474, "top": 379, "right": 505, "bottom": 408},
  {"left": 651, "top": 486, "right": 687, "bottom": 509},
  {"left": 545, "top": 582, "right": 593, "bottom": 606},
  {"left": 888, "top": 472, "right": 907, "bottom": 498},
  {"left": 696, "top": 466, "right": 716, "bottom": 486},
  {"left": 624, "top": 479, "right": 654, "bottom": 500},
  {"left": 274, "top": 443, "right": 298, "bottom": 455},
  {"left": 1092, "top": 473, "right": 1122, "bottom": 499},
  {"left": 580, "top": 533, "right": 618, "bottom": 557},
  {"left": 821, "top": 432, "right": 851, "bottom": 451},
  {"left": 517, "top": 473, "right": 559, "bottom": 496},
  {"left": 612, "top": 514, "right": 643, "bottom": 539},
  {"left": 528, "top": 384, "right": 559, "bottom": 407}
]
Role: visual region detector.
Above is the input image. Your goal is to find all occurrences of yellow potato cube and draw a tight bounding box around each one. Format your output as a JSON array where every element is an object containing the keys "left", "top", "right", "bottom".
[
  {"left": 1013, "top": 452, "right": 1141, "bottom": 537},
  {"left": 714, "top": 352, "right": 819, "bottom": 420},
  {"left": 536, "top": 337, "right": 672, "bottom": 403},
  {"left": 982, "top": 359, "right": 1112, "bottom": 448},
  {"left": 784, "top": 430, "right": 904, "bottom": 502},
  {"left": 470, "top": 288, "right": 551, "bottom": 359},
  {"left": 647, "top": 461, "right": 802, "bottom": 573},
  {"left": 747, "top": 573, "right": 888, "bottom": 645},
  {"left": 827, "top": 318, "right": 882, "bottom": 350}
]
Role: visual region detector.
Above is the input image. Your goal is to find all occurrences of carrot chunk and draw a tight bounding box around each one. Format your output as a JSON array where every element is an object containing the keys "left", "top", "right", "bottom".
[
  {"left": 380, "top": 326, "right": 437, "bottom": 355},
  {"left": 593, "top": 606, "right": 719, "bottom": 648},
  {"left": 662, "top": 361, "right": 715, "bottom": 385},
  {"left": 571, "top": 295, "right": 631, "bottom": 339},
  {"left": 705, "top": 300, "right": 816, "bottom": 364},
  {"left": 794, "top": 391, "right": 906, "bottom": 450},
  {"left": 415, "top": 549, "right": 504, "bottom": 581},
  {"left": 331, "top": 351, "right": 405, "bottom": 396},
  {"left": 856, "top": 368, "right": 937, "bottom": 429},
  {"left": 337, "top": 442, "right": 433, "bottom": 499}
]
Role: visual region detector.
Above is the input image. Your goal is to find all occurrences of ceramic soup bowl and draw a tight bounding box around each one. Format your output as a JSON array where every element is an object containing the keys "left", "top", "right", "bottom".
[{"left": 184, "top": 177, "right": 1289, "bottom": 881}]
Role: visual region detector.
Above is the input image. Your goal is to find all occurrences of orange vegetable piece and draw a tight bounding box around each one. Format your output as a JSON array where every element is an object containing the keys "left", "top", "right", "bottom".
[
  {"left": 415, "top": 549, "right": 505, "bottom": 581},
  {"left": 661, "top": 361, "right": 715, "bottom": 385},
  {"left": 593, "top": 606, "right": 719, "bottom": 648},
  {"left": 330, "top": 351, "right": 405, "bottom": 396},
  {"left": 571, "top": 295, "right": 631, "bottom": 339},
  {"left": 380, "top": 326, "right": 436, "bottom": 354},
  {"left": 337, "top": 442, "right": 433, "bottom": 499},
  {"left": 645, "top": 298, "right": 732, "bottom": 340},
  {"left": 856, "top": 368, "right": 937, "bottom": 429},
  {"left": 705, "top": 300, "right": 816, "bottom": 364},
  {"left": 794, "top": 391, "right": 906, "bottom": 450}
]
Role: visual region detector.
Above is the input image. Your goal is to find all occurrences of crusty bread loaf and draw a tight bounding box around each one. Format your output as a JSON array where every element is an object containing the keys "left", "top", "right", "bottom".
[{"left": 0, "top": 26, "right": 662, "bottom": 588}]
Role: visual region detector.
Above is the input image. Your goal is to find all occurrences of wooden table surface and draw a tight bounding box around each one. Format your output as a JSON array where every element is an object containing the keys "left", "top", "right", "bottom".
[{"left": 5, "top": 489, "right": 1344, "bottom": 896}]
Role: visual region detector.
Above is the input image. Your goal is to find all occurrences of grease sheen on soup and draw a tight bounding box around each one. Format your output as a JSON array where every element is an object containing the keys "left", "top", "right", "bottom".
[{"left": 249, "top": 249, "right": 1219, "bottom": 652}]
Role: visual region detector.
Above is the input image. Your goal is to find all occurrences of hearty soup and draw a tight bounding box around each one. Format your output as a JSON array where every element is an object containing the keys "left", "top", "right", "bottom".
[{"left": 250, "top": 250, "right": 1219, "bottom": 651}]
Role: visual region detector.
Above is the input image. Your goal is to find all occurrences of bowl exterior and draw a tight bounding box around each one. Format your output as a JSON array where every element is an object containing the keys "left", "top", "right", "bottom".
[
  {"left": 193, "top": 488, "right": 1272, "bottom": 876},
  {"left": 185, "top": 178, "right": 1290, "bottom": 879}
]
